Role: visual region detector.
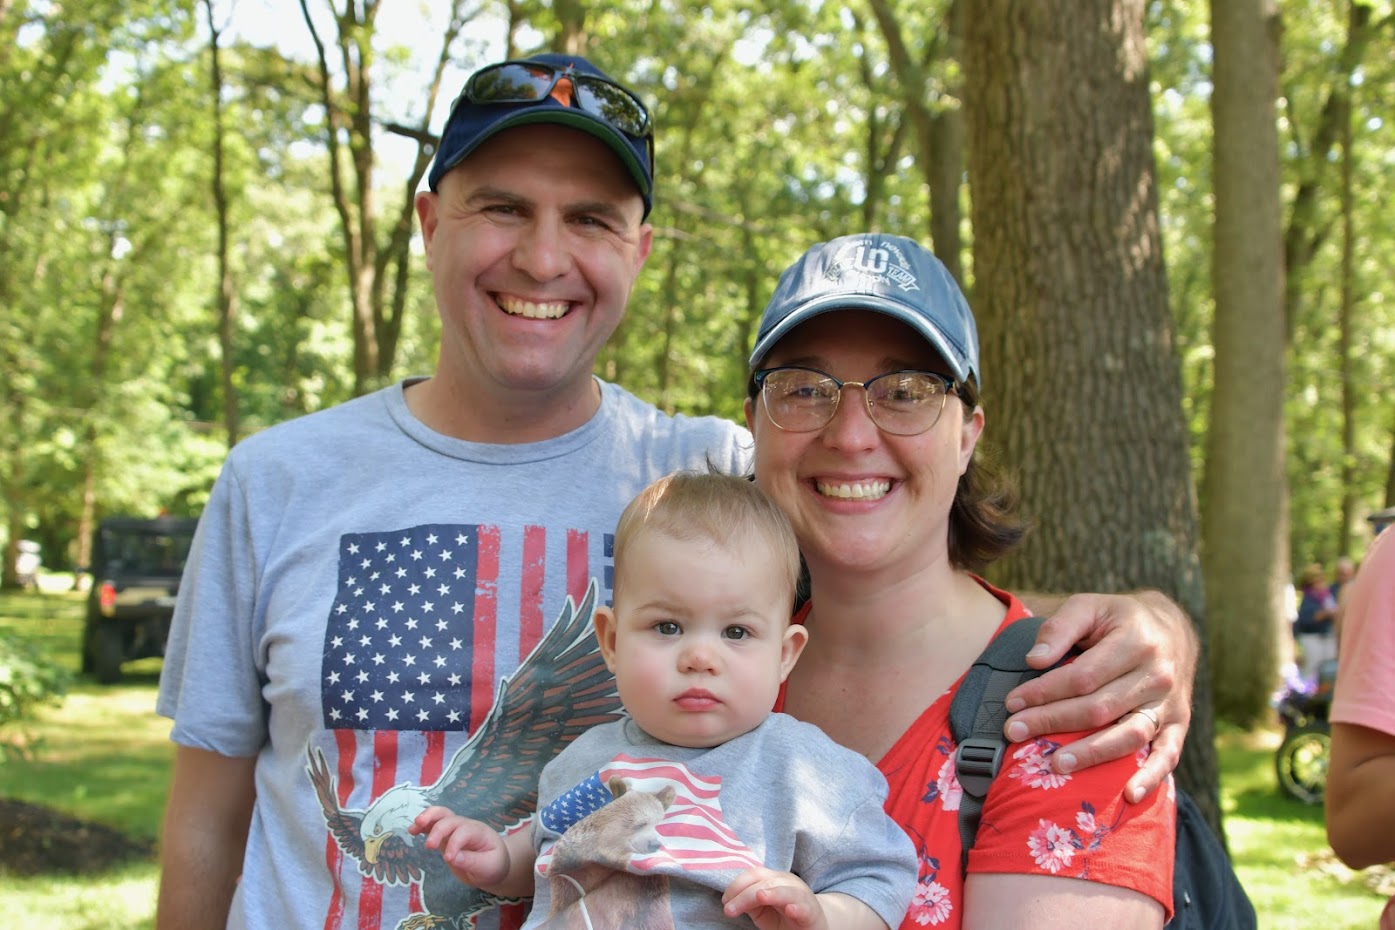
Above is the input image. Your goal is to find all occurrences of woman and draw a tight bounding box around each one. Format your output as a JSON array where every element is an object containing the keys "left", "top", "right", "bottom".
[{"left": 746, "top": 234, "right": 1175, "bottom": 928}]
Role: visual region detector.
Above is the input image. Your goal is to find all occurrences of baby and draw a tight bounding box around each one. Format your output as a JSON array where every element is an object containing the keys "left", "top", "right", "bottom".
[{"left": 412, "top": 470, "right": 916, "bottom": 929}]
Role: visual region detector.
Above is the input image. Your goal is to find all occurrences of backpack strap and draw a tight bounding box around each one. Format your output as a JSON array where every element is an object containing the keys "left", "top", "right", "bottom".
[{"left": 949, "top": 616, "right": 1052, "bottom": 871}]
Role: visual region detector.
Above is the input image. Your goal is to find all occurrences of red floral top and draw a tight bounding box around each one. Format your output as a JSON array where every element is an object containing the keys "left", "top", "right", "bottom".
[{"left": 778, "top": 584, "right": 1175, "bottom": 928}]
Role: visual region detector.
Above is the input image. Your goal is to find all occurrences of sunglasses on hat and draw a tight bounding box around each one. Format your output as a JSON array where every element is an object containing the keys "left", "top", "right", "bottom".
[{"left": 458, "top": 60, "right": 653, "bottom": 152}]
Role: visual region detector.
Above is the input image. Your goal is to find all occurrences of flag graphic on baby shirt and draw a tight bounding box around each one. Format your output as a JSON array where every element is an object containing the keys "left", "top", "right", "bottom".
[{"left": 538, "top": 754, "right": 763, "bottom": 874}]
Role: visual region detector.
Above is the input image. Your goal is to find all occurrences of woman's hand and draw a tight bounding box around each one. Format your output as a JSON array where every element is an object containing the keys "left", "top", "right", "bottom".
[{"left": 1005, "top": 590, "right": 1197, "bottom": 802}]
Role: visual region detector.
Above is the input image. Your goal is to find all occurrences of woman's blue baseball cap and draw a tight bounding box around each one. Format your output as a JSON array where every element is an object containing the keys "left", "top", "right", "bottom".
[
  {"left": 750, "top": 233, "right": 981, "bottom": 394},
  {"left": 427, "top": 53, "right": 654, "bottom": 218}
]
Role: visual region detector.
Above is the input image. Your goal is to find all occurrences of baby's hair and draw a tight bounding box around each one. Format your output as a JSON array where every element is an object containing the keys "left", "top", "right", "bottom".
[{"left": 612, "top": 470, "right": 801, "bottom": 607}]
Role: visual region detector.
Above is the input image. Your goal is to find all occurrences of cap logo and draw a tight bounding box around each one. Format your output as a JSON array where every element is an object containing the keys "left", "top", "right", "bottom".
[{"left": 827, "top": 242, "right": 920, "bottom": 294}]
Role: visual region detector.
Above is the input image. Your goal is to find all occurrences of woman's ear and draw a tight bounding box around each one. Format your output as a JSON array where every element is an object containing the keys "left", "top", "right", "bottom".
[{"left": 959, "top": 405, "right": 985, "bottom": 475}]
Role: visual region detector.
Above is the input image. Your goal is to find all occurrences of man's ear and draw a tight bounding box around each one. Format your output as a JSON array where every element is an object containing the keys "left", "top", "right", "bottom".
[
  {"left": 414, "top": 191, "right": 439, "bottom": 268},
  {"left": 744, "top": 396, "right": 756, "bottom": 433},
  {"left": 778, "top": 624, "right": 809, "bottom": 682},
  {"left": 594, "top": 604, "right": 620, "bottom": 673}
]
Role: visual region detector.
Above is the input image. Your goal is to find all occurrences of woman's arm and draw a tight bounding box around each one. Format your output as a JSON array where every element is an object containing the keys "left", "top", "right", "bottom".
[
  {"left": 964, "top": 873, "right": 1164, "bottom": 930},
  {"left": 1008, "top": 590, "right": 1196, "bottom": 801},
  {"left": 1327, "top": 721, "right": 1395, "bottom": 869}
]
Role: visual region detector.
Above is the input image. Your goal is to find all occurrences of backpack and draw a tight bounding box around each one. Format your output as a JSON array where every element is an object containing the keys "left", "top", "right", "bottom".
[{"left": 949, "top": 616, "right": 1257, "bottom": 930}]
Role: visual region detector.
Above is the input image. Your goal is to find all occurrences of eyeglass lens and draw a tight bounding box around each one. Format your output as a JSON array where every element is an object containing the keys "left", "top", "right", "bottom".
[{"left": 761, "top": 369, "right": 950, "bottom": 435}]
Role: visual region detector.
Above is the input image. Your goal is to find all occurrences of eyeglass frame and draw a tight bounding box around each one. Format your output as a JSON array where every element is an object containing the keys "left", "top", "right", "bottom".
[
  {"left": 751, "top": 365, "right": 973, "bottom": 436},
  {"left": 455, "top": 60, "right": 655, "bottom": 163}
]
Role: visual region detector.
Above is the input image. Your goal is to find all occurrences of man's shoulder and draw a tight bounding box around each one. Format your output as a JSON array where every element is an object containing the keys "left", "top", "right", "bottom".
[
  {"left": 599, "top": 380, "right": 750, "bottom": 451},
  {"left": 230, "top": 387, "right": 393, "bottom": 455}
]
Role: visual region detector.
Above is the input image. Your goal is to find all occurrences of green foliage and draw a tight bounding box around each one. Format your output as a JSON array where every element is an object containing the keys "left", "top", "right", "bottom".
[
  {"left": 0, "top": 613, "right": 73, "bottom": 761},
  {"left": 1, "top": 1, "right": 1394, "bottom": 724}
]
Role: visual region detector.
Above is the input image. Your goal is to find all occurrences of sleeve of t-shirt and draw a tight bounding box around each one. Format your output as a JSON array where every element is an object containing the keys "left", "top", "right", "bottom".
[
  {"left": 156, "top": 452, "right": 268, "bottom": 756},
  {"left": 966, "top": 728, "right": 1176, "bottom": 921},
  {"left": 795, "top": 757, "right": 919, "bottom": 929},
  {"left": 1331, "top": 530, "right": 1395, "bottom": 736}
]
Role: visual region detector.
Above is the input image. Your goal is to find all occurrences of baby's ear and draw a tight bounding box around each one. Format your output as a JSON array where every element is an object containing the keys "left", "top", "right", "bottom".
[
  {"left": 779, "top": 623, "right": 809, "bottom": 682},
  {"left": 594, "top": 604, "right": 620, "bottom": 672}
]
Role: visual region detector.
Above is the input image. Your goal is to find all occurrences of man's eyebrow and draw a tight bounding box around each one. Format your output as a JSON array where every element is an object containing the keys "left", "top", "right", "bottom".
[{"left": 463, "top": 185, "right": 531, "bottom": 208}]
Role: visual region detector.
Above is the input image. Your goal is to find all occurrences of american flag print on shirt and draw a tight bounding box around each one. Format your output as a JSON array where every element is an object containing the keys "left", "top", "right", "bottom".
[
  {"left": 321, "top": 526, "right": 485, "bottom": 730},
  {"left": 537, "top": 754, "right": 763, "bottom": 875},
  {"left": 306, "top": 523, "right": 624, "bottom": 930}
]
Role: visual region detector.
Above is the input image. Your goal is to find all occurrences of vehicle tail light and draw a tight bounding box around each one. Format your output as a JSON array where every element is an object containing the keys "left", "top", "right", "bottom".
[{"left": 98, "top": 581, "right": 118, "bottom": 616}]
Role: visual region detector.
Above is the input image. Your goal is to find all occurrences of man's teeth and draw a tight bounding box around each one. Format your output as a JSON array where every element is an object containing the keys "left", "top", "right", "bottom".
[
  {"left": 500, "top": 297, "right": 568, "bottom": 319},
  {"left": 816, "top": 480, "right": 891, "bottom": 500}
]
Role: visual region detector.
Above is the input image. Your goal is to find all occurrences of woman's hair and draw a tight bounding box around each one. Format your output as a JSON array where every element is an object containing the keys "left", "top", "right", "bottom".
[
  {"left": 612, "top": 470, "right": 802, "bottom": 606},
  {"left": 947, "top": 430, "right": 1032, "bottom": 573},
  {"left": 1299, "top": 563, "right": 1326, "bottom": 588}
]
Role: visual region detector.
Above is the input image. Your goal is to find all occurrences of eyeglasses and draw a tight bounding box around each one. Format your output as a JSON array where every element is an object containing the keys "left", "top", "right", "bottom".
[
  {"left": 753, "top": 366, "right": 966, "bottom": 436},
  {"left": 459, "top": 60, "right": 653, "bottom": 141}
]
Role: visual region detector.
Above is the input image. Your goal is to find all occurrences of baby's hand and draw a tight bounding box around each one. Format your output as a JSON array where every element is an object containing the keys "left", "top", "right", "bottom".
[
  {"left": 409, "top": 805, "right": 510, "bottom": 888},
  {"left": 723, "top": 867, "right": 825, "bottom": 930}
]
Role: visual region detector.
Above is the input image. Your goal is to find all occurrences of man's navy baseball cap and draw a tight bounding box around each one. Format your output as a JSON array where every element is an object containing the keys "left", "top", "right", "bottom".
[
  {"left": 427, "top": 53, "right": 654, "bottom": 218},
  {"left": 750, "top": 233, "right": 981, "bottom": 394}
]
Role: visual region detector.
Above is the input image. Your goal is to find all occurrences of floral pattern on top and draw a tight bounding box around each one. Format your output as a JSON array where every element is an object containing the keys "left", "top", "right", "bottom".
[{"left": 790, "top": 587, "right": 1177, "bottom": 930}]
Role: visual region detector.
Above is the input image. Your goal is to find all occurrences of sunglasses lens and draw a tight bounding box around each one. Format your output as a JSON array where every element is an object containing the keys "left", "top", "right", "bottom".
[
  {"left": 574, "top": 79, "right": 649, "bottom": 136},
  {"left": 470, "top": 63, "right": 555, "bottom": 102}
]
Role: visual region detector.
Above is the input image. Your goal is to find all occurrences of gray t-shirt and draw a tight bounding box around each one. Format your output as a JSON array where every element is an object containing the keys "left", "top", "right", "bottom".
[
  {"left": 157, "top": 378, "right": 750, "bottom": 930},
  {"left": 525, "top": 715, "right": 918, "bottom": 930}
]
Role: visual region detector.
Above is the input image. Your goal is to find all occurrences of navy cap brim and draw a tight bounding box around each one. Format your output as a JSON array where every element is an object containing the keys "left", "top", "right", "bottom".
[{"left": 749, "top": 293, "right": 973, "bottom": 386}]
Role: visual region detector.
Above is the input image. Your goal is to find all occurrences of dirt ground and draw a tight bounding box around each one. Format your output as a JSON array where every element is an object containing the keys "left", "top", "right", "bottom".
[{"left": 0, "top": 798, "right": 155, "bottom": 876}]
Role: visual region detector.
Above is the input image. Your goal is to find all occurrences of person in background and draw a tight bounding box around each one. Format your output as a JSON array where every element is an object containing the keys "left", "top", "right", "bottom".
[
  {"left": 154, "top": 52, "right": 1197, "bottom": 930},
  {"left": 1293, "top": 562, "right": 1337, "bottom": 684},
  {"left": 1326, "top": 526, "right": 1395, "bottom": 930},
  {"left": 412, "top": 470, "right": 917, "bottom": 930},
  {"left": 1331, "top": 555, "right": 1356, "bottom": 645}
]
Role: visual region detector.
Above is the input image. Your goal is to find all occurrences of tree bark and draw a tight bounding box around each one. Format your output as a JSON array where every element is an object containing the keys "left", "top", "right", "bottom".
[
  {"left": 204, "top": 0, "right": 240, "bottom": 449},
  {"left": 962, "top": 0, "right": 1221, "bottom": 832},
  {"left": 1202, "top": 0, "right": 1288, "bottom": 729}
]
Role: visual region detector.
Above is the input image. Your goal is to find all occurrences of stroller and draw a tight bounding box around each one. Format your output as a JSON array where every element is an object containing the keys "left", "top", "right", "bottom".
[{"left": 1272, "top": 658, "right": 1336, "bottom": 805}]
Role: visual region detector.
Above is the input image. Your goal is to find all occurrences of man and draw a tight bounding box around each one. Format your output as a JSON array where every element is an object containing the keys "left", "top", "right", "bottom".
[{"left": 155, "top": 53, "right": 1194, "bottom": 930}]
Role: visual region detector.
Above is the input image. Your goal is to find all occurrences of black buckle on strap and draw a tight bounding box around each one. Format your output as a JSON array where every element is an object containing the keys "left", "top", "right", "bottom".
[{"left": 955, "top": 737, "right": 1005, "bottom": 799}]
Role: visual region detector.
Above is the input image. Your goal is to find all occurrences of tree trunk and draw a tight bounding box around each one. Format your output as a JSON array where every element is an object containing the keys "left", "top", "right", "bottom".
[
  {"left": 1282, "top": 1, "right": 1375, "bottom": 340},
  {"left": 865, "top": 0, "right": 965, "bottom": 283},
  {"left": 204, "top": 0, "right": 240, "bottom": 448},
  {"left": 299, "top": 0, "right": 467, "bottom": 395},
  {"left": 962, "top": 0, "right": 1222, "bottom": 833},
  {"left": 1337, "top": 83, "right": 1356, "bottom": 557},
  {"left": 1202, "top": 0, "right": 1288, "bottom": 730}
]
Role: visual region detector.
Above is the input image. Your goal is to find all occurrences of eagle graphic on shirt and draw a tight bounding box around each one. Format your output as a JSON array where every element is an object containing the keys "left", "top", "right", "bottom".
[{"left": 306, "top": 522, "right": 625, "bottom": 930}]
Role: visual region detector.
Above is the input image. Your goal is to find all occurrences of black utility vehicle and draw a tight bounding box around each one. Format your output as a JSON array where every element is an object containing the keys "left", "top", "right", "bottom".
[{"left": 82, "top": 515, "right": 199, "bottom": 683}]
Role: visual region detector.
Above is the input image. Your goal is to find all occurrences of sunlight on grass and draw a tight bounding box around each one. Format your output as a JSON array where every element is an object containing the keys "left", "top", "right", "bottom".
[
  {"left": 5, "top": 862, "right": 159, "bottom": 930},
  {"left": 1218, "top": 723, "right": 1386, "bottom": 928}
]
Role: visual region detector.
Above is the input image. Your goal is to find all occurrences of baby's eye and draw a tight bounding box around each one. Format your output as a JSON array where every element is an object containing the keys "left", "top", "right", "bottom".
[
  {"left": 654, "top": 621, "right": 680, "bottom": 636},
  {"left": 723, "top": 626, "right": 750, "bottom": 641}
]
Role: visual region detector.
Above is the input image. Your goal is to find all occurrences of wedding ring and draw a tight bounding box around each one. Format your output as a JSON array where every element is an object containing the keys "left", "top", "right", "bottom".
[{"left": 1132, "top": 707, "right": 1161, "bottom": 738}]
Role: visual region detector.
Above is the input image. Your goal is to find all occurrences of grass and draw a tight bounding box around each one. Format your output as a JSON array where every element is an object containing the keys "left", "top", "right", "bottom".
[
  {"left": 1, "top": 584, "right": 1391, "bottom": 927},
  {"left": 1, "top": 582, "right": 169, "bottom": 930}
]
